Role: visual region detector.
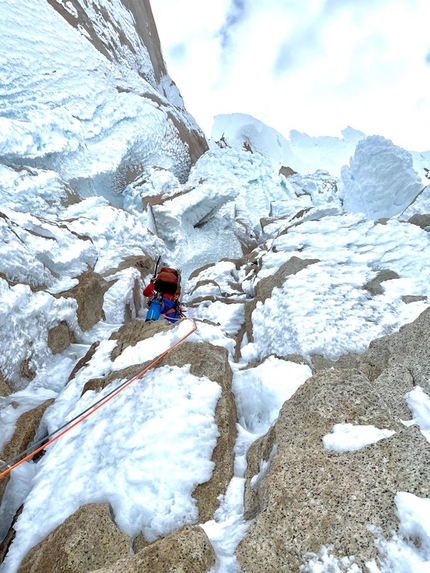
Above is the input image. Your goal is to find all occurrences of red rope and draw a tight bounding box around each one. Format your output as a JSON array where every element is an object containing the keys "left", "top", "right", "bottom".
[{"left": 0, "top": 318, "right": 197, "bottom": 479}]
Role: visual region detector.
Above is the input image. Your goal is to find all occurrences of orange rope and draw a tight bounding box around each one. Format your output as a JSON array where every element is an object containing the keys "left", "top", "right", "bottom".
[{"left": 0, "top": 318, "right": 197, "bottom": 479}]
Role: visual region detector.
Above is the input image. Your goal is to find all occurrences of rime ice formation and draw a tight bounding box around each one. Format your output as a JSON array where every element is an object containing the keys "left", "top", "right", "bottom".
[{"left": 341, "top": 135, "right": 424, "bottom": 219}]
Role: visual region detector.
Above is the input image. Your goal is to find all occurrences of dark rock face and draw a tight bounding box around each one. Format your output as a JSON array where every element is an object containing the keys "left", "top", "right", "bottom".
[
  {"left": 361, "top": 306, "right": 430, "bottom": 385},
  {"left": 0, "top": 400, "right": 54, "bottom": 507},
  {"left": 48, "top": 321, "right": 76, "bottom": 354},
  {"left": 62, "top": 271, "right": 109, "bottom": 331},
  {"left": 0, "top": 505, "right": 23, "bottom": 565},
  {"left": 238, "top": 426, "right": 430, "bottom": 572},
  {"left": 279, "top": 166, "right": 297, "bottom": 178},
  {"left": 236, "top": 307, "right": 430, "bottom": 571},
  {"left": 363, "top": 269, "right": 400, "bottom": 296},
  {"left": 408, "top": 212, "right": 430, "bottom": 229},
  {"left": 68, "top": 341, "right": 100, "bottom": 383},
  {"left": 91, "top": 525, "right": 216, "bottom": 573},
  {"left": 0, "top": 399, "right": 55, "bottom": 562},
  {"left": 0, "top": 371, "right": 11, "bottom": 397},
  {"left": 17, "top": 504, "right": 129, "bottom": 573},
  {"left": 4, "top": 272, "right": 430, "bottom": 572}
]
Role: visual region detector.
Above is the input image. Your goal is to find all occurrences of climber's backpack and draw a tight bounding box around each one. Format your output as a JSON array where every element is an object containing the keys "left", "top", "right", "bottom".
[{"left": 153, "top": 267, "right": 180, "bottom": 296}]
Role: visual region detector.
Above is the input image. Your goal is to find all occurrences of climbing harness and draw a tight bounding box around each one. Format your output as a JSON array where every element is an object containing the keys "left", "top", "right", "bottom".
[{"left": 0, "top": 318, "right": 197, "bottom": 479}]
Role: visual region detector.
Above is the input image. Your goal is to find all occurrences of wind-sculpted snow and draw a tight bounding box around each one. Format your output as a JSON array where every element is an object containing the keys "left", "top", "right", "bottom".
[
  {"left": 0, "top": 278, "right": 79, "bottom": 390},
  {"left": 242, "top": 214, "right": 430, "bottom": 362},
  {"left": 341, "top": 135, "right": 423, "bottom": 219},
  {"left": 62, "top": 197, "right": 163, "bottom": 274},
  {"left": 1, "top": 1, "right": 116, "bottom": 156},
  {"left": 262, "top": 170, "right": 343, "bottom": 237},
  {"left": 399, "top": 185, "right": 430, "bottom": 221},
  {"left": 284, "top": 170, "right": 340, "bottom": 207},
  {"left": 124, "top": 146, "right": 305, "bottom": 279},
  {"left": 46, "top": 0, "right": 161, "bottom": 88},
  {"left": 150, "top": 182, "right": 241, "bottom": 270},
  {"left": 213, "top": 115, "right": 430, "bottom": 183},
  {"left": 0, "top": 0, "right": 207, "bottom": 199},
  {"left": 212, "top": 113, "right": 301, "bottom": 171},
  {"left": 123, "top": 166, "right": 181, "bottom": 214},
  {"left": 0, "top": 208, "right": 97, "bottom": 290},
  {"left": 191, "top": 144, "right": 292, "bottom": 223},
  {"left": 287, "top": 126, "right": 367, "bottom": 175},
  {"left": 102, "top": 267, "right": 143, "bottom": 324},
  {"left": 0, "top": 165, "right": 79, "bottom": 219}
]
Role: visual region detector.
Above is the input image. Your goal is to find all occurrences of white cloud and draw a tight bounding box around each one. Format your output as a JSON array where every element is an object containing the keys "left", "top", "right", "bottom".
[{"left": 152, "top": 0, "right": 430, "bottom": 150}]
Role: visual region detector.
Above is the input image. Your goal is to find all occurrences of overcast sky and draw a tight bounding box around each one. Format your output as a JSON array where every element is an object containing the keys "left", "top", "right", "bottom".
[{"left": 151, "top": 0, "right": 430, "bottom": 151}]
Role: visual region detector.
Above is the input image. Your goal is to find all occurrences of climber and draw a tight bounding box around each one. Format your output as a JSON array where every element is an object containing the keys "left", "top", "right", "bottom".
[{"left": 144, "top": 266, "right": 182, "bottom": 323}]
